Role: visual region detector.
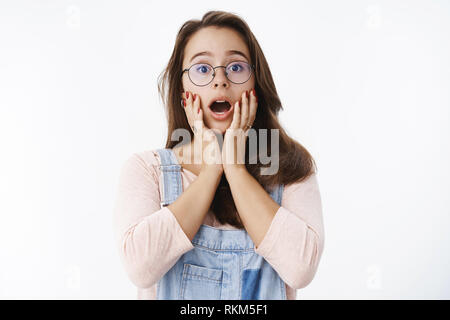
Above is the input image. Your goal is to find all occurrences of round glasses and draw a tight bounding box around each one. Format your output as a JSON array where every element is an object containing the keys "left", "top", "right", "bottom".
[{"left": 181, "top": 61, "right": 254, "bottom": 87}]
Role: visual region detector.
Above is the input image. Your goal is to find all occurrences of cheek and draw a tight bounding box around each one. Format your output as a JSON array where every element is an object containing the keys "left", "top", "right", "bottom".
[
  {"left": 181, "top": 78, "right": 202, "bottom": 95},
  {"left": 181, "top": 78, "right": 191, "bottom": 91},
  {"left": 242, "top": 79, "right": 256, "bottom": 93},
  {"left": 249, "top": 78, "right": 256, "bottom": 90}
]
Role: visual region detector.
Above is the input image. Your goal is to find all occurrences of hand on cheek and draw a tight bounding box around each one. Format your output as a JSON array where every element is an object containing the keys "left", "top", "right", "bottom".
[
  {"left": 182, "top": 91, "right": 223, "bottom": 174},
  {"left": 230, "top": 89, "right": 258, "bottom": 131},
  {"left": 223, "top": 89, "right": 258, "bottom": 173}
]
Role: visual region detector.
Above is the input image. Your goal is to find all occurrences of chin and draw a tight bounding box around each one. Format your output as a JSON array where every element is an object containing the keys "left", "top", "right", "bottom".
[{"left": 206, "top": 121, "right": 231, "bottom": 135}]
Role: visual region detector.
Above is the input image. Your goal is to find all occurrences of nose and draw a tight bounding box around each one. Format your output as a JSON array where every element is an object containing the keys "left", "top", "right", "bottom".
[{"left": 212, "top": 67, "right": 229, "bottom": 88}]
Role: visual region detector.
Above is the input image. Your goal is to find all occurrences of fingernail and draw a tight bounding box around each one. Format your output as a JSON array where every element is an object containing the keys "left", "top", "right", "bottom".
[
  {"left": 193, "top": 94, "right": 197, "bottom": 101},
  {"left": 197, "top": 107, "right": 200, "bottom": 114},
  {"left": 245, "top": 90, "right": 249, "bottom": 98},
  {"left": 186, "top": 91, "right": 189, "bottom": 99},
  {"left": 183, "top": 99, "right": 186, "bottom": 107}
]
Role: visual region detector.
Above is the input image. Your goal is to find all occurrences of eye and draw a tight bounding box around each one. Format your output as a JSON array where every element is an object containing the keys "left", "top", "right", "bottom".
[
  {"left": 228, "top": 62, "right": 245, "bottom": 73},
  {"left": 194, "top": 64, "right": 212, "bottom": 74}
]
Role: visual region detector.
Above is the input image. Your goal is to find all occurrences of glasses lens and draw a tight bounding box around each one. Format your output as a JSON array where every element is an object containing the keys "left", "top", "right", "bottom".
[
  {"left": 189, "top": 63, "right": 214, "bottom": 86},
  {"left": 226, "top": 61, "right": 252, "bottom": 84}
]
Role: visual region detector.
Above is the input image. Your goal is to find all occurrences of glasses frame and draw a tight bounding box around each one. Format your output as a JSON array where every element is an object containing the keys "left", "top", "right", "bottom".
[{"left": 181, "top": 61, "right": 255, "bottom": 87}]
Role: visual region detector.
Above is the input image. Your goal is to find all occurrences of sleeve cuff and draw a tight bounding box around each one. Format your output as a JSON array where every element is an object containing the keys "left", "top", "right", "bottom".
[
  {"left": 161, "top": 206, "right": 195, "bottom": 252},
  {"left": 254, "top": 206, "right": 289, "bottom": 257}
]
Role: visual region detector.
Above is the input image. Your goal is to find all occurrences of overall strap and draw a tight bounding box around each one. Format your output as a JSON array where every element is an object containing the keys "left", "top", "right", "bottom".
[
  {"left": 156, "top": 148, "right": 182, "bottom": 207},
  {"left": 276, "top": 183, "right": 284, "bottom": 205},
  {"left": 267, "top": 183, "right": 284, "bottom": 206}
]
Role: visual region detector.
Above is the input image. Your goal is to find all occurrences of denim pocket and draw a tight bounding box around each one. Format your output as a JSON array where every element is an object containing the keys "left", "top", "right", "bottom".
[{"left": 180, "top": 264, "right": 223, "bottom": 300}]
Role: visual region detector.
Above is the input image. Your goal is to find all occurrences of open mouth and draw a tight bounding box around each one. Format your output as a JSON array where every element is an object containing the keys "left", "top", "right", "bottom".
[
  {"left": 210, "top": 101, "right": 232, "bottom": 114},
  {"left": 208, "top": 99, "right": 234, "bottom": 120}
]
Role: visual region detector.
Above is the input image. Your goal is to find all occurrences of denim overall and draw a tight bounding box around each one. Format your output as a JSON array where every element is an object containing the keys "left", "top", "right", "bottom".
[{"left": 155, "top": 148, "right": 286, "bottom": 300}]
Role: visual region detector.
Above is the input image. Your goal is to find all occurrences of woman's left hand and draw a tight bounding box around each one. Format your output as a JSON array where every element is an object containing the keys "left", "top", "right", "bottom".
[{"left": 222, "top": 89, "right": 258, "bottom": 175}]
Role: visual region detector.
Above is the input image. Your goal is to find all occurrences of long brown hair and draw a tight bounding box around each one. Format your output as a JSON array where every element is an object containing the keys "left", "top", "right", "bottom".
[{"left": 157, "top": 10, "right": 317, "bottom": 229}]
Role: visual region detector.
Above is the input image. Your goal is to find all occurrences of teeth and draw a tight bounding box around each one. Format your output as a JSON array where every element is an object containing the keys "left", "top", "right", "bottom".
[{"left": 211, "top": 100, "right": 229, "bottom": 115}]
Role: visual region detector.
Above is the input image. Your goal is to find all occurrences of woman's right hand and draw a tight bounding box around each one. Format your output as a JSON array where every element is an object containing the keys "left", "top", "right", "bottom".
[{"left": 182, "top": 91, "right": 223, "bottom": 175}]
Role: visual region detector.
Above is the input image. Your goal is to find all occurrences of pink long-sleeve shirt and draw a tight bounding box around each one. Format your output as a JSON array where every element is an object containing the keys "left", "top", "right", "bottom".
[{"left": 113, "top": 149, "right": 325, "bottom": 300}]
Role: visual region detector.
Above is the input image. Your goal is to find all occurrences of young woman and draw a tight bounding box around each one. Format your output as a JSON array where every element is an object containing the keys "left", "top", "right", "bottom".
[{"left": 114, "top": 11, "right": 324, "bottom": 300}]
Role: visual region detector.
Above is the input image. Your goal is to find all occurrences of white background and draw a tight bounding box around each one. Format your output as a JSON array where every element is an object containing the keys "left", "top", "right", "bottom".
[{"left": 0, "top": 0, "right": 449, "bottom": 299}]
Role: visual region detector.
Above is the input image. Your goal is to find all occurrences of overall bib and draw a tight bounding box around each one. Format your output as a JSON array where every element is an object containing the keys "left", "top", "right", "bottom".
[{"left": 155, "top": 148, "right": 286, "bottom": 300}]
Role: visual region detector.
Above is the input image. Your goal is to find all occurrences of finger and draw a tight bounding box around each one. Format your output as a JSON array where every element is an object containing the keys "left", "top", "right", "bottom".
[
  {"left": 193, "top": 94, "right": 202, "bottom": 122},
  {"left": 241, "top": 90, "right": 249, "bottom": 130},
  {"left": 192, "top": 94, "right": 204, "bottom": 134},
  {"left": 231, "top": 99, "right": 241, "bottom": 129},
  {"left": 248, "top": 88, "right": 258, "bottom": 127},
  {"left": 183, "top": 91, "right": 196, "bottom": 132},
  {"left": 186, "top": 91, "right": 194, "bottom": 110}
]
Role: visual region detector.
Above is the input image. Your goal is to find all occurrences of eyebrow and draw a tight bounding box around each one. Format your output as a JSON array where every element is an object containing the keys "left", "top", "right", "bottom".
[{"left": 189, "top": 50, "right": 250, "bottom": 63}]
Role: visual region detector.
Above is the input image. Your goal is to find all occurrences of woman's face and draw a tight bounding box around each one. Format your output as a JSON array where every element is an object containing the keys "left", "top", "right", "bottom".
[{"left": 181, "top": 26, "right": 255, "bottom": 134}]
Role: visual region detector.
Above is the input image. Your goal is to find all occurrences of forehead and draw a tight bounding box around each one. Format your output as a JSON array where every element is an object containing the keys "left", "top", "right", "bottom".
[{"left": 183, "top": 26, "right": 250, "bottom": 63}]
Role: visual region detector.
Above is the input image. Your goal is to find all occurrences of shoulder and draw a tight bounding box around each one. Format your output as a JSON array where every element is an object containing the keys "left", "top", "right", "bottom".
[
  {"left": 133, "top": 149, "right": 162, "bottom": 166},
  {"left": 120, "top": 149, "right": 163, "bottom": 182},
  {"left": 282, "top": 172, "right": 321, "bottom": 200},
  {"left": 279, "top": 172, "right": 323, "bottom": 228}
]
